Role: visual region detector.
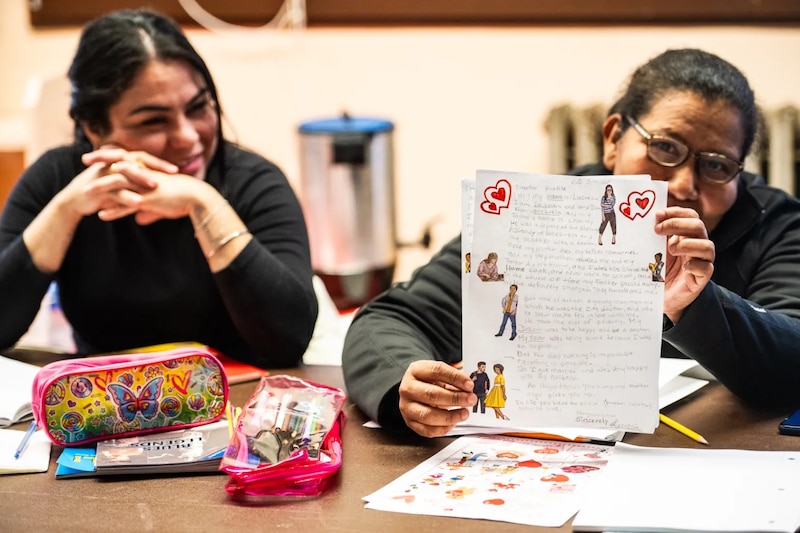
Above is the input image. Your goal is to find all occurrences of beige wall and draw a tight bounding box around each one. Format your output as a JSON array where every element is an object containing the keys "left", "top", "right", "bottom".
[{"left": 2, "top": 0, "right": 799, "bottom": 278}]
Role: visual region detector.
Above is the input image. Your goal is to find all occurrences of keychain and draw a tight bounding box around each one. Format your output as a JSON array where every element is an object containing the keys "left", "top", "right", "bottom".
[{"left": 220, "top": 375, "right": 346, "bottom": 499}]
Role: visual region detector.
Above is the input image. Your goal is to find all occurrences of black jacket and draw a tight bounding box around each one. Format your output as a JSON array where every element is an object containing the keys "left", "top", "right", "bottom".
[
  {"left": 343, "top": 163, "right": 800, "bottom": 432},
  {"left": 0, "top": 142, "right": 318, "bottom": 367}
]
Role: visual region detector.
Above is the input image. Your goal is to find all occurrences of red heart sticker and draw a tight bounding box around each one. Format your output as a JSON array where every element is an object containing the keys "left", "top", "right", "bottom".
[
  {"left": 480, "top": 179, "right": 512, "bottom": 215},
  {"left": 619, "top": 189, "right": 657, "bottom": 220}
]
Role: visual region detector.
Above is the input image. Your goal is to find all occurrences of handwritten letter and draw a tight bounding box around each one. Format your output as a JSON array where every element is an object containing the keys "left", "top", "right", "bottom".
[{"left": 463, "top": 170, "right": 667, "bottom": 432}]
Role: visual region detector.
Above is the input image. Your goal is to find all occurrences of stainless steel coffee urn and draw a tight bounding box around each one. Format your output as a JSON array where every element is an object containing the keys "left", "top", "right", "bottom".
[{"left": 298, "top": 115, "right": 396, "bottom": 310}]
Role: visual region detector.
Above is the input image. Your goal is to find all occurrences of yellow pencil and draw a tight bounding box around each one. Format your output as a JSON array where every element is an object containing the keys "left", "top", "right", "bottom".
[
  {"left": 659, "top": 413, "right": 708, "bottom": 445},
  {"left": 226, "top": 402, "right": 235, "bottom": 438}
]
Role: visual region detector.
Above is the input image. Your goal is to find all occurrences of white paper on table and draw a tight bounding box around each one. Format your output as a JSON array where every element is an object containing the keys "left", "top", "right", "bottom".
[
  {"left": 0, "top": 428, "right": 51, "bottom": 475},
  {"left": 572, "top": 442, "right": 800, "bottom": 533},
  {"left": 658, "top": 375, "right": 707, "bottom": 409},
  {"left": 657, "top": 357, "right": 708, "bottom": 409},
  {"left": 658, "top": 357, "right": 700, "bottom": 387},
  {"left": 364, "top": 434, "right": 614, "bottom": 527}
]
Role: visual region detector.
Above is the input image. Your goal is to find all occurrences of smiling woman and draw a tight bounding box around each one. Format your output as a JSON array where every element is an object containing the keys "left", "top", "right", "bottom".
[{"left": 0, "top": 9, "right": 318, "bottom": 369}]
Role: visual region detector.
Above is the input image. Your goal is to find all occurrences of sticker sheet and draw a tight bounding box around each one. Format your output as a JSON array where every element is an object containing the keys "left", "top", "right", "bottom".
[
  {"left": 364, "top": 434, "right": 613, "bottom": 527},
  {"left": 462, "top": 170, "right": 667, "bottom": 433}
]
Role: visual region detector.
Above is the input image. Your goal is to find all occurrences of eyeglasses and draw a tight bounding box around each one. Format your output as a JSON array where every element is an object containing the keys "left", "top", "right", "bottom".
[{"left": 625, "top": 116, "right": 743, "bottom": 184}]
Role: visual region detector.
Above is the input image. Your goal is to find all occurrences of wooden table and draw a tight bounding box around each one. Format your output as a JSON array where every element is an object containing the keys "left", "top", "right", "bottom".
[{"left": 1, "top": 352, "right": 798, "bottom": 533}]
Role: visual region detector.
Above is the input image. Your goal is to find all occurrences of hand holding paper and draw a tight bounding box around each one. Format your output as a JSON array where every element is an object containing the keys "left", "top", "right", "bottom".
[
  {"left": 654, "top": 207, "right": 716, "bottom": 322},
  {"left": 398, "top": 360, "right": 475, "bottom": 437}
]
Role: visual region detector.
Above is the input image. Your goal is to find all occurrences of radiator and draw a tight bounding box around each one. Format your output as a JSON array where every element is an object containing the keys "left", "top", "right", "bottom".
[
  {"left": 750, "top": 106, "right": 800, "bottom": 196},
  {"left": 545, "top": 104, "right": 800, "bottom": 196}
]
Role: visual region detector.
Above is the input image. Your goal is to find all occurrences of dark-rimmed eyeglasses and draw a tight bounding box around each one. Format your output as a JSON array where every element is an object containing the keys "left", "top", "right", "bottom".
[{"left": 625, "top": 116, "right": 743, "bottom": 184}]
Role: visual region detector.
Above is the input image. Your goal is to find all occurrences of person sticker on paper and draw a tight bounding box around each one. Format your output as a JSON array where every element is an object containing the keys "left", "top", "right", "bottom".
[
  {"left": 469, "top": 361, "right": 490, "bottom": 414},
  {"left": 598, "top": 184, "right": 617, "bottom": 245},
  {"left": 464, "top": 252, "right": 471, "bottom": 273},
  {"left": 484, "top": 364, "right": 509, "bottom": 420},
  {"left": 495, "top": 284, "right": 519, "bottom": 340},
  {"left": 649, "top": 252, "right": 665, "bottom": 282},
  {"left": 477, "top": 252, "right": 504, "bottom": 281}
]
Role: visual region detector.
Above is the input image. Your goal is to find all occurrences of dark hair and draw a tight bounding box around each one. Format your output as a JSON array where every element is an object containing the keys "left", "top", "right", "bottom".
[
  {"left": 510, "top": 284, "right": 518, "bottom": 290},
  {"left": 68, "top": 9, "right": 223, "bottom": 150},
  {"left": 477, "top": 361, "right": 486, "bottom": 366},
  {"left": 493, "top": 364, "right": 505, "bottom": 373},
  {"left": 603, "top": 184, "right": 615, "bottom": 198},
  {"left": 609, "top": 49, "right": 758, "bottom": 158}
]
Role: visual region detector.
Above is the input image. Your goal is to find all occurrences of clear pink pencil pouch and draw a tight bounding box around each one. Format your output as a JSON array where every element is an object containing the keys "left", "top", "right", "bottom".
[{"left": 219, "top": 375, "right": 346, "bottom": 499}]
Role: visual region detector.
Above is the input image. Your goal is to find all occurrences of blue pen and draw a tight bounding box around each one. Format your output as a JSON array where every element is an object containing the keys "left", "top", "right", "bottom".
[{"left": 14, "top": 421, "right": 38, "bottom": 460}]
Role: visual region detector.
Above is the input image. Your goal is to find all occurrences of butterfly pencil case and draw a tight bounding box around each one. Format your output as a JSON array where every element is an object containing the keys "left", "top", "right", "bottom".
[{"left": 31, "top": 346, "right": 229, "bottom": 446}]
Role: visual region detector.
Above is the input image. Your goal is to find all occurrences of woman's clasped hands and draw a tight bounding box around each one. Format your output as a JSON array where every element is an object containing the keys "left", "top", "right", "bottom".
[{"left": 75, "top": 145, "right": 203, "bottom": 225}]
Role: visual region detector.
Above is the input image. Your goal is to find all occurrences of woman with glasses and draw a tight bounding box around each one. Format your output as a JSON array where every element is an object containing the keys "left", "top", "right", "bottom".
[{"left": 343, "top": 48, "right": 800, "bottom": 437}]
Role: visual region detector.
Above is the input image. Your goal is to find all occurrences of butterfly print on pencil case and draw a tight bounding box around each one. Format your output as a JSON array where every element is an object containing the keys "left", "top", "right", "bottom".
[{"left": 107, "top": 376, "right": 164, "bottom": 422}]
